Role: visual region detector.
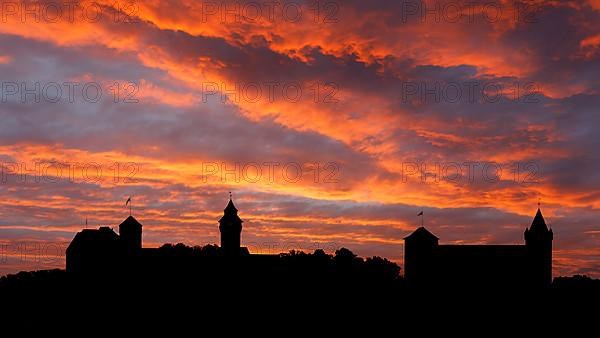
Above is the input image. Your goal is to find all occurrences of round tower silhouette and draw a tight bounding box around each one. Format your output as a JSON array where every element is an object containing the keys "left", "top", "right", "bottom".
[{"left": 219, "top": 194, "right": 243, "bottom": 256}]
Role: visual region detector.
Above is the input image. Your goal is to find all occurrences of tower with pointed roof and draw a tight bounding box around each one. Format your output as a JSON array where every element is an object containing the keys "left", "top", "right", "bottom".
[
  {"left": 219, "top": 194, "right": 243, "bottom": 256},
  {"left": 403, "top": 207, "right": 554, "bottom": 288},
  {"left": 524, "top": 208, "right": 553, "bottom": 287}
]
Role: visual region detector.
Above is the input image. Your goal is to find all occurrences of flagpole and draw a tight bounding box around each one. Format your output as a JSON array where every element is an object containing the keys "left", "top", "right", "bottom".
[{"left": 126, "top": 196, "right": 132, "bottom": 217}]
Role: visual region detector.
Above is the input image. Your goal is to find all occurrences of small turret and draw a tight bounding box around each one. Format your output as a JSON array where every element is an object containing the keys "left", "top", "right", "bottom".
[
  {"left": 119, "top": 216, "right": 143, "bottom": 252},
  {"left": 219, "top": 194, "right": 243, "bottom": 256},
  {"left": 524, "top": 208, "right": 553, "bottom": 287},
  {"left": 404, "top": 227, "right": 439, "bottom": 284}
]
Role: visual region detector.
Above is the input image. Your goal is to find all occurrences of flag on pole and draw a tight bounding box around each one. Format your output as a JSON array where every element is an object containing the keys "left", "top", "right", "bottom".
[
  {"left": 417, "top": 211, "right": 423, "bottom": 216},
  {"left": 125, "top": 196, "right": 132, "bottom": 216}
]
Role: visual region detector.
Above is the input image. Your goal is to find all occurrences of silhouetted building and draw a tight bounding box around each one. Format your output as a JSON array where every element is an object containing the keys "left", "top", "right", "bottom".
[
  {"left": 525, "top": 208, "right": 554, "bottom": 286},
  {"left": 119, "top": 215, "right": 142, "bottom": 252},
  {"left": 404, "top": 208, "right": 553, "bottom": 288},
  {"left": 219, "top": 197, "right": 243, "bottom": 256},
  {"left": 66, "top": 226, "right": 122, "bottom": 273},
  {"left": 66, "top": 196, "right": 251, "bottom": 273},
  {"left": 66, "top": 198, "right": 554, "bottom": 290}
]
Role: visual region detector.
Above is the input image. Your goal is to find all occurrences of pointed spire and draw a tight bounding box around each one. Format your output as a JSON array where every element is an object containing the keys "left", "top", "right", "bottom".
[
  {"left": 224, "top": 192, "right": 238, "bottom": 213},
  {"left": 525, "top": 205, "right": 553, "bottom": 244},
  {"left": 530, "top": 207, "right": 549, "bottom": 232},
  {"left": 220, "top": 192, "right": 242, "bottom": 223}
]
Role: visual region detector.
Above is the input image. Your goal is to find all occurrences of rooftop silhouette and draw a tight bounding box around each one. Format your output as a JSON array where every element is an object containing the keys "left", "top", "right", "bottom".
[
  {"left": 404, "top": 208, "right": 553, "bottom": 289},
  {"left": 62, "top": 195, "right": 558, "bottom": 292}
]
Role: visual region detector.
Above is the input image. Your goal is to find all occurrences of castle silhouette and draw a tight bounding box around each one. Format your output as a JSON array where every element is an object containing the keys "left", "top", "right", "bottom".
[
  {"left": 5, "top": 199, "right": 595, "bottom": 328},
  {"left": 66, "top": 196, "right": 257, "bottom": 274},
  {"left": 66, "top": 196, "right": 553, "bottom": 289},
  {"left": 404, "top": 208, "right": 553, "bottom": 288}
]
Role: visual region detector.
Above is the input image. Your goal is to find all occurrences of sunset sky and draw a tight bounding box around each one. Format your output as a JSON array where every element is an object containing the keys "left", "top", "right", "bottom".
[{"left": 0, "top": 0, "right": 599, "bottom": 277}]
